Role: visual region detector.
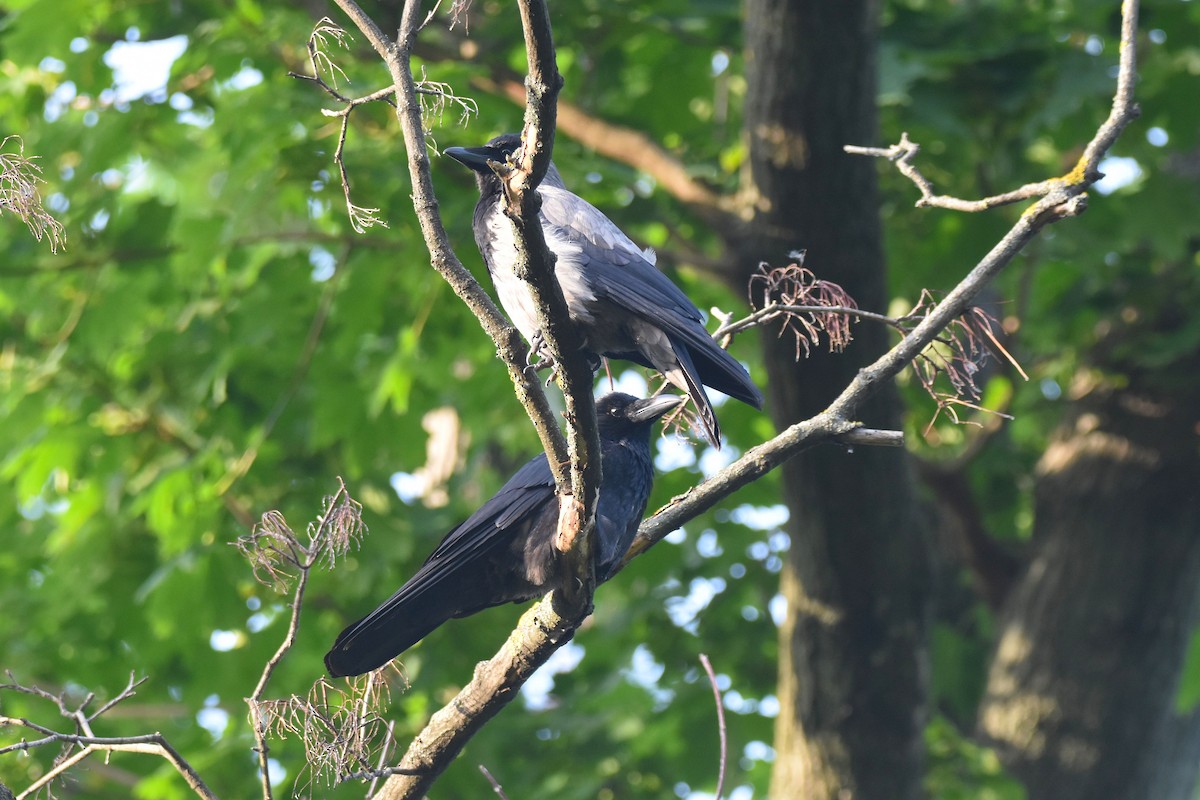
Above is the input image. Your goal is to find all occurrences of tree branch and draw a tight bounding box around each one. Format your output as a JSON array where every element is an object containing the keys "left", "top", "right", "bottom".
[
  {"left": 845, "top": 0, "right": 1139, "bottom": 213},
  {"left": 500, "top": 0, "right": 602, "bottom": 573},
  {"left": 326, "top": 0, "right": 568, "bottom": 473},
  {"left": 13, "top": 740, "right": 215, "bottom": 800},
  {"left": 844, "top": 133, "right": 1065, "bottom": 212},
  {"left": 626, "top": 0, "right": 1142, "bottom": 558},
  {"left": 699, "top": 654, "right": 728, "bottom": 800},
  {"left": 0, "top": 675, "right": 214, "bottom": 800}
]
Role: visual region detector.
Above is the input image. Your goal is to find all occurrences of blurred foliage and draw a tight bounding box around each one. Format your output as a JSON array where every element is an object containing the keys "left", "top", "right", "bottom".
[{"left": 1, "top": 0, "right": 1197, "bottom": 798}]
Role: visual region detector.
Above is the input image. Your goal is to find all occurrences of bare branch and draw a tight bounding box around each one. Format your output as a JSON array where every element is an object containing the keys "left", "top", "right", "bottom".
[
  {"left": 372, "top": 590, "right": 583, "bottom": 799},
  {"left": 847, "top": 0, "right": 1138, "bottom": 212},
  {"left": 289, "top": 20, "right": 391, "bottom": 232},
  {"left": 499, "top": 0, "right": 604, "bottom": 616},
  {"left": 844, "top": 133, "right": 1063, "bottom": 212},
  {"left": 626, "top": 0, "right": 1142, "bottom": 561},
  {"left": 0, "top": 677, "right": 214, "bottom": 800},
  {"left": 14, "top": 741, "right": 215, "bottom": 800},
  {"left": 478, "top": 765, "right": 510, "bottom": 799},
  {"left": 837, "top": 428, "right": 905, "bottom": 448}
]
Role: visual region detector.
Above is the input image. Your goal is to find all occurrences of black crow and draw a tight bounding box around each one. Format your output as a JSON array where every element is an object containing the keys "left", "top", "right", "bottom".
[
  {"left": 444, "top": 133, "right": 763, "bottom": 447},
  {"left": 325, "top": 392, "right": 682, "bottom": 678}
]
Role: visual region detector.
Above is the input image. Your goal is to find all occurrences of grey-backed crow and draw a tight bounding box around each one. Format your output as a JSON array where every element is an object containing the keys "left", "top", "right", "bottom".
[
  {"left": 324, "top": 392, "right": 682, "bottom": 678},
  {"left": 444, "top": 133, "right": 763, "bottom": 447}
]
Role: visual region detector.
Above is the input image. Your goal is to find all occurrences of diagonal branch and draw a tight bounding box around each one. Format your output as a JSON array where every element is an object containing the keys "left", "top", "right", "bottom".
[{"left": 628, "top": 0, "right": 1141, "bottom": 561}]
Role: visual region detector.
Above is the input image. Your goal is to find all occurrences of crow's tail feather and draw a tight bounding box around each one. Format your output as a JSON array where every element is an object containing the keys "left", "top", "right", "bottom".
[
  {"left": 668, "top": 337, "right": 721, "bottom": 447},
  {"left": 324, "top": 589, "right": 457, "bottom": 678},
  {"left": 688, "top": 338, "right": 764, "bottom": 410}
]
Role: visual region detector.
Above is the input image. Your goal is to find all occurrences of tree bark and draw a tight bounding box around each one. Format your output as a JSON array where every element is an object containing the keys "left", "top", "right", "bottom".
[
  {"left": 737, "top": 1, "right": 932, "bottom": 798},
  {"left": 979, "top": 354, "right": 1200, "bottom": 800}
]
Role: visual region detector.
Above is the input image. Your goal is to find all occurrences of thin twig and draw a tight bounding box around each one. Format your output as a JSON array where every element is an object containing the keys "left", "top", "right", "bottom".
[
  {"left": 87, "top": 674, "right": 147, "bottom": 724},
  {"left": 16, "top": 740, "right": 216, "bottom": 800},
  {"left": 844, "top": 133, "right": 1063, "bottom": 212},
  {"left": 713, "top": 303, "right": 903, "bottom": 344},
  {"left": 699, "top": 654, "right": 727, "bottom": 800},
  {"left": 836, "top": 428, "right": 904, "bottom": 448},
  {"left": 478, "top": 765, "right": 510, "bottom": 799},
  {"left": 366, "top": 720, "right": 397, "bottom": 797},
  {"left": 0, "top": 714, "right": 216, "bottom": 800}
]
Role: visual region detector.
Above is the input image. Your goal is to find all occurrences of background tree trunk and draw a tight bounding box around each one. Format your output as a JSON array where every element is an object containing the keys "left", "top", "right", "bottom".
[
  {"left": 737, "top": 1, "right": 932, "bottom": 797},
  {"left": 979, "top": 347, "right": 1200, "bottom": 800}
]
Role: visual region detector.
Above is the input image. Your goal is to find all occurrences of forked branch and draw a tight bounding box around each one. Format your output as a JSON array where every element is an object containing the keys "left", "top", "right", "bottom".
[{"left": 0, "top": 673, "right": 214, "bottom": 800}]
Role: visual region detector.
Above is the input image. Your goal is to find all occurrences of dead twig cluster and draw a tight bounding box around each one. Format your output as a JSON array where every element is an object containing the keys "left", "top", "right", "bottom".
[
  {"left": 289, "top": 19, "right": 477, "bottom": 232},
  {"left": 900, "top": 291, "right": 1027, "bottom": 430},
  {"left": 733, "top": 257, "right": 863, "bottom": 357},
  {"left": 718, "top": 259, "right": 1024, "bottom": 431},
  {"left": 0, "top": 136, "right": 66, "bottom": 252},
  {"left": 254, "top": 670, "right": 416, "bottom": 795},
  {"left": 238, "top": 480, "right": 366, "bottom": 799}
]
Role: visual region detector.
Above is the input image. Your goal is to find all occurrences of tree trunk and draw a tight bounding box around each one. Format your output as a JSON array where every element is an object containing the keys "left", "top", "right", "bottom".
[
  {"left": 737, "top": 1, "right": 932, "bottom": 797},
  {"left": 979, "top": 360, "right": 1200, "bottom": 800}
]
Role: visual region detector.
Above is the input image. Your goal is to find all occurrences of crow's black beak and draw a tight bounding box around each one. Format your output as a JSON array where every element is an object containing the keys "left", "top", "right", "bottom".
[
  {"left": 626, "top": 394, "right": 686, "bottom": 424},
  {"left": 444, "top": 145, "right": 507, "bottom": 173}
]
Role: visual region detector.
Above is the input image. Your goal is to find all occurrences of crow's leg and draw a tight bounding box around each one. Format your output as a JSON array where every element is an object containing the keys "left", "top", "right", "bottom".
[{"left": 524, "top": 331, "right": 558, "bottom": 383}]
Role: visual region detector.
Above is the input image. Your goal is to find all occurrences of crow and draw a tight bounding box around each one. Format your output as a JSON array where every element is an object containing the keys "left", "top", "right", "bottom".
[
  {"left": 325, "top": 392, "right": 682, "bottom": 678},
  {"left": 444, "top": 133, "right": 763, "bottom": 447}
]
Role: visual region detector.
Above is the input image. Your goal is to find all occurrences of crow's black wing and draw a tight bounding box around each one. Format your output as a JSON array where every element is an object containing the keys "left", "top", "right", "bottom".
[
  {"left": 539, "top": 186, "right": 706, "bottom": 322},
  {"left": 539, "top": 187, "right": 762, "bottom": 408},
  {"left": 325, "top": 455, "right": 556, "bottom": 676}
]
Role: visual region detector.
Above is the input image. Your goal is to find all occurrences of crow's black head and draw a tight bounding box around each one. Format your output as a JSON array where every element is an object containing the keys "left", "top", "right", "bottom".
[
  {"left": 595, "top": 392, "right": 684, "bottom": 439},
  {"left": 444, "top": 133, "right": 522, "bottom": 177},
  {"left": 444, "top": 133, "right": 571, "bottom": 195}
]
